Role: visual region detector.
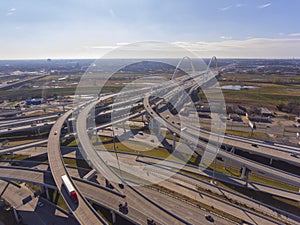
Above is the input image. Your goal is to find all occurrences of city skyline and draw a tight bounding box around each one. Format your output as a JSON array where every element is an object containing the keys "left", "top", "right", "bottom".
[{"left": 1, "top": 0, "right": 300, "bottom": 59}]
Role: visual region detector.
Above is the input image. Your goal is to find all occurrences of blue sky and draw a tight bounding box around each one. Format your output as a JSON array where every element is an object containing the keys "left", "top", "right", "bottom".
[{"left": 1, "top": 0, "right": 300, "bottom": 59}]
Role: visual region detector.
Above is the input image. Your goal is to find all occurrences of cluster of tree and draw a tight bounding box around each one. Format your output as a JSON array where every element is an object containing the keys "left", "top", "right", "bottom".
[{"left": 277, "top": 102, "right": 300, "bottom": 115}]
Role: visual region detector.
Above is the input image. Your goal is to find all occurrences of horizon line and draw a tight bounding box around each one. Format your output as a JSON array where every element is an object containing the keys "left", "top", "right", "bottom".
[{"left": 1, "top": 57, "right": 300, "bottom": 61}]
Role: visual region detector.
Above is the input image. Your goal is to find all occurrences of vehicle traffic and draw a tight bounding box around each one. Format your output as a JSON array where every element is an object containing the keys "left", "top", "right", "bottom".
[{"left": 61, "top": 175, "right": 78, "bottom": 204}]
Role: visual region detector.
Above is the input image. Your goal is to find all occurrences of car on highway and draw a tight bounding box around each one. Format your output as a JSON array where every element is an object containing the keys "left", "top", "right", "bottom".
[
  {"left": 54, "top": 131, "right": 58, "bottom": 135},
  {"left": 205, "top": 214, "right": 214, "bottom": 222},
  {"left": 290, "top": 152, "right": 298, "bottom": 158},
  {"left": 264, "top": 141, "right": 274, "bottom": 145},
  {"left": 119, "top": 202, "right": 128, "bottom": 214},
  {"left": 147, "top": 218, "right": 156, "bottom": 225},
  {"left": 216, "top": 156, "right": 224, "bottom": 161},
  {"left": 251, "top": 143, "right": 258, "bottom": 148},
  {"left": 37, "top": 201, "right": 44, "bottom": 207}
]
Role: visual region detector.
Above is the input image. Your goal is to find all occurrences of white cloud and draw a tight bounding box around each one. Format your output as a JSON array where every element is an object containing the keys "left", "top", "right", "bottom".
[
  {"left": 77, "top": 39, "right": 300, "bottom": 59},
  {"left": 3, "top": 39, "right": 300, "bottom": 60},
  {"left": 91, "top": 46, "right": 117, "bottom": 49},
  {"left": 219, "top": 5, "right": 232, "bottom": 11},
  {"left": 6, "top": 7, "right": 16, "bottom": 16},
  {"left": 173, "top": 38, "right": 300, "bottom": 58},
  {"left": 219, "top": 4, "right": 243, "bottom": 11},
  {"left": 289, "top": 33, "right": 300, "bottom": 37},
  {"left": 116, "top": 42, "right": 130, "bottom": 46},
  {"left": 258, "top": 3, "right": 271, "bottom": 9},
  {"left": 109, "top": 9, "right": 116, "bottom": 17},
  {"left": 220, "top": 36, "right": 232, "bottom": 40}
]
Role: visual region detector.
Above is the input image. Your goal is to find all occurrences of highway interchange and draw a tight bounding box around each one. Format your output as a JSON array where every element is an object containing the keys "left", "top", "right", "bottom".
[{"left": 0, "top": 62, "right": 300, "bottom": 225}]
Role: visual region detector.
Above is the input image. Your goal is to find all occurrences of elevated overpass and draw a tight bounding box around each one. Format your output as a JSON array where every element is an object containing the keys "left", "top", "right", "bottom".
[
  {"left": 0, "top": 140, "right": 48, "bottom": 156},
  {"left": 76, "top": 97, "right": 191, "bottom": 225},
  {"left": 0, "top": 165, "right": 159, "bottom": 225},
  {"left": 47, "top": 109, "right": 108, "bottom": 225},
  {"left": 143, "top": 96, "right": 300, "bottom": 187}
]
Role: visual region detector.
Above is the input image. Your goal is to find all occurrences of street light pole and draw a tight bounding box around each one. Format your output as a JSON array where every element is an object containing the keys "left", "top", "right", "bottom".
[
  {"left": 212, "top": 157, "right": 216, "bottom": 183},
  {"left": 112, "top": 128, "right": 122, "bottom": 177}
]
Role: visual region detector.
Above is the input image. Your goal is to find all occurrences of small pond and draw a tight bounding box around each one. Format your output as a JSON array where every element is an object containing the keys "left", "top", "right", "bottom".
[{"left": 221, "top": 85, "right": 259, "bottom": 90}]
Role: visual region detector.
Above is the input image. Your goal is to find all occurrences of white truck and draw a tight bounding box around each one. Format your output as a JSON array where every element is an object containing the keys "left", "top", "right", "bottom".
[{"left": 61, "top": 175, "right": 78, "bottom": 204}]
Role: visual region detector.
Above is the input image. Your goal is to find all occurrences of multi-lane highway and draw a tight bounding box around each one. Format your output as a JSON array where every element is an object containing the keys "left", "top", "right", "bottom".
[
  {"left": 1, "top": 59, "right": 300, "bottom": 225},
  {"left": 0, "top": 162, "right": 236, "bottom": 225},
  {"left": 72, "top": 66, "right": 300, "bottom": 224},
  {"left": 156, "top": 98, "right": 300, "bottom": 167},
  {"left": 0, "top": 139, "right": 48, "bottom": 155},
  {"left": 76, "top": 97, "right": 191, "bottom": 225},
  {"left": 4, "top": 149, "right": 298, "bottom": 224},
  {"left": 0, "top": 114, "right": 59, "bottom": 129},
  {"left": 90, "top": 150, "right": 298, "bottom": 225},
  {"left": 184, "top": 120, "right": 300, "bottom": 167},
  {"left": 143, "top": 96, "right": 300, "bottom": 187},
  {"left": 135, "top": 155, "right": 300, "bottom": 202},
  {"left": 47, "top": 109, "right": 108, "bottom": 225}
]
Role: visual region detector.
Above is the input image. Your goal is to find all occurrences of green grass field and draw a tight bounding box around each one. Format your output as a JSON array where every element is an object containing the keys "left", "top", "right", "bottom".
[{"left": 218, "top": 73, "right": 300, "bottom": 107}]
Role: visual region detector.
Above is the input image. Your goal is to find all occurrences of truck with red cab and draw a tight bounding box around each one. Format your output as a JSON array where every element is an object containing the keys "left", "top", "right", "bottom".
[{"left": 61, "top": 175, "right": 78, "bottom": 204}]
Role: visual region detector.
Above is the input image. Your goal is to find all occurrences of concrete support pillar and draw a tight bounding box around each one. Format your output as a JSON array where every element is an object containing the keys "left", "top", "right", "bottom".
[
  {"left": 250, "top": 128, "right": 254, "bottom": 137},
  {"left": 299, "top": 188, "right": 300, "bottom": 206},
  {"left": 269, "top": 158, "right": 273, "bottom": 165},
  {"left": 110, "top": 210, "right": 116, "bottom": 224},
  {"left": 241, "top": 166, "right": 250, "bottom": 188},
  {"left": 151, "top": 120, "right": 161, "bottom": 138},
  {"left": 67, "top": 207, "right": 72, "bottom": 215},
  {"left": 172, "top": 133, "right": 176, "bottom": 151},
  {"left": 245, "top": 173, "right": 249, "bottom": 187},
  {"left": 10, "top": 152, "right": 14, "bottom": 163},
  {"left": 241, "top": 166, "right": 246, "bottom": 179},
  {"left": 66, "top": 121, "right": 71, "bottom": 133},
  {"left": 13, "top": 207, "right": 21, "bottom": 223},
  {"left": 45, "top": 187, "right": 50, "bottom": 200},
  {"left": 40, "top": 186, "right": 44, "bottom": 193},
  {"left": 96, "top": 130, "right": 99, "bottom": 144},
  {"left": 122, "top": 122, "right": 126, "bottom": 133},
  {"left": 230, "top": 146, "right": 235, "bottom": 154},
  {"left": 87, "top": 130, "right": 93, "bottom": 139},
  {"left": 105, "top": 179, "right": 111, "bottom": 188}
]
